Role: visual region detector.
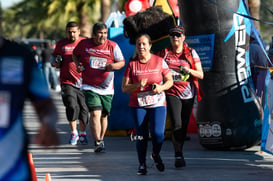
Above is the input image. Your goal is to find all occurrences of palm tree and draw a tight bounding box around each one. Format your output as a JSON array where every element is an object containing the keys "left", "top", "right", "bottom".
[
  {"left": 1, "top": 0, "right": 128, "bottom": 39},
  {"left": 4, "top": 0, "right": 269, "bottom": 41},
  {"left": 2, "top": 0, "right": 101, "bottom": 39},
  {"left": 1, "top": 0, "right": 50, "bottom": 39},
  {"left": 101, "top": 0, "right": 111, "bottom": 22},
  {"left": 47, "top": 0, "right": 100, "bottom": 38},
  {"left": 248, "top": 0, "right": 261, "bottom": 30}
]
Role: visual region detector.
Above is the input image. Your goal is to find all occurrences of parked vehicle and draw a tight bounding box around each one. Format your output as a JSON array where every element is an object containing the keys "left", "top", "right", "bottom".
[{"left": 22, "top": 38, "right": 51, "bottom": 59}]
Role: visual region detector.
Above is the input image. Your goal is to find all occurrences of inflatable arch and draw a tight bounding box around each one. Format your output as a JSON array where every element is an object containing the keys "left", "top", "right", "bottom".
[{"left": 179, "top": 0, "right": 262, "bottom": 150}]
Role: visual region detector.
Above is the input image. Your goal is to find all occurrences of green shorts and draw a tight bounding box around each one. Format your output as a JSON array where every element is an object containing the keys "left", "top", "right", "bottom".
[{"left": 83, "top": 90, "right": 113, "bottom": 114}]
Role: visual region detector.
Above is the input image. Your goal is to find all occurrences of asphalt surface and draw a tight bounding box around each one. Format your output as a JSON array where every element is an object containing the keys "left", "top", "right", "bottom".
[{"left": 23, "top": 91, "right": 273, "bottom": 181}]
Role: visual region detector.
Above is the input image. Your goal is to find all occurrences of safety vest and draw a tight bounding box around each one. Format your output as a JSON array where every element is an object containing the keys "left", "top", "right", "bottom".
[{"left": 182, "top": 42, "right": 204, "bottom": 101}]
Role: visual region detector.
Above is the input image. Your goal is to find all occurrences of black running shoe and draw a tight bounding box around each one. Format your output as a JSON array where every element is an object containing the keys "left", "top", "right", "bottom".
[
  {"left": 175, "top": 156, "right": 186, "bottom": 168},
  {"left": 137, "top": 164, "right": 147, "bottom": 175},
  {"left": 152, "top": 154, "right": 165, "bottom": 172},
  {"left": 94, "top": 140, "right": 105, "bottom": 153}
]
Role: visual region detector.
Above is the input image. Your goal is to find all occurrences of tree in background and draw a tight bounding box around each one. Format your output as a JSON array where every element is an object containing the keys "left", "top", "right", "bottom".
[
  {"left": 47, "top": 0, "right": 100, "bottom": 38},
  {"left": 101, "top": 0, "right": 111, "bottom": 23},
  {"left": 1, "top": 0, "right": 125, "bottom": 40},
  {"left": 0, "top": 0, "right": 272, "bottom": 42},
  {"left": 2, "top": 0, "right": 52, "bottom": 40},
  {"left": 248, "top": 0, "right": 261, "bottom": 30},
  {"left": 259, "top": 1, "right": 273, "bottom": 42}
]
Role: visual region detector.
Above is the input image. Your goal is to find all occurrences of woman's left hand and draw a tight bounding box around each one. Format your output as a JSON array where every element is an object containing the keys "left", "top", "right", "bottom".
[{"left": 152, "top": 83, "right": 163, "bottom": 94}]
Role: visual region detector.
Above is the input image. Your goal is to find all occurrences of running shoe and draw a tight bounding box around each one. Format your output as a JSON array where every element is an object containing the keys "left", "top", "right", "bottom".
[
  {"left": 175, "top": 156, "right": 186, "bottom": 168},
  {"left": 137, "top": 164, "right": 147, "bottom": 175},
  {"left": 94, "top": 140, "right": 105, "bottom": 153},
  {"left": 79, "top": 134, "right": 88, "bottom": 145},
  {"left": 151, "top": 154, "right": 165, "bottom": 172},
  {"left": 69, "top": 133, "right": 79, "bottom": 145}
]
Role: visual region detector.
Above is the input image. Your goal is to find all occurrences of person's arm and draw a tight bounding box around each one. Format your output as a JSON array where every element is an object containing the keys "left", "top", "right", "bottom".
[
  {"left": 72, "top": 54, "right": 84, "bottom": 73},
  {"left": 106, "top": 61, "right": 125, "bottom": 71},
  {"left": 50, "top": 55, "right": 61, "bottom": 68},
  {"left": 182, "top": 49, "right": 204, "bottom": 80},
  {"left": 32, "top": 98, "right": 59, "bottom": 147},
  {"left": 106, "top": 44, "right": 125, "bottom": 71},
  {"left": 122, "top": 77, "right": 147, "bottom": 93},
  {"left": 152, "top": 72, "right": 173, "bottom": 94},
  {"left": 185, "top": 62, "right": 204, "bottom": 80}
]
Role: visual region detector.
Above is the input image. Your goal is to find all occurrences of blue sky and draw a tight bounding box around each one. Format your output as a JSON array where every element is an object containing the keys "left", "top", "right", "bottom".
[{"left": 1, "top": 0, "right": 21, "bottom": 9}]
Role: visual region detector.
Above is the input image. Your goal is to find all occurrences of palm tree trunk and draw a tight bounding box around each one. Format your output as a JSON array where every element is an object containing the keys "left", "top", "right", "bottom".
[
  {"left": 248, "top": 0, "right": 261, "bottom": 30},
  {"left": 0, "top": 2, "right": 2, "bottom": 35},
  {"left": 77, "top": 2, "right": 91, "bottom": 38},
  {"left": 100, "top": 0, "right": 111, "bottom": 22}
]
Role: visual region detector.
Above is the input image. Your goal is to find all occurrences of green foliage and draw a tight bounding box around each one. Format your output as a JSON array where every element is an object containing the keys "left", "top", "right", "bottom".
[
  {"left": 1, "top": 0, "right": 128, "bottom": 41},
  {"left": 1, "top": 0, "right": 102, "bottom": 40},
  {"left": 3, "top": 0, "right": 270, "bottom": 42},
  {"left": 259, "top": 0, "right": 273, "bottom": 42}
]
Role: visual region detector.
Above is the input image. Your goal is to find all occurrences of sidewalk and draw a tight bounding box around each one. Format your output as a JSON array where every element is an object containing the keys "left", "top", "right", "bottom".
[{"left": 24, "top": 92, "right": 273, "bottom": 181}]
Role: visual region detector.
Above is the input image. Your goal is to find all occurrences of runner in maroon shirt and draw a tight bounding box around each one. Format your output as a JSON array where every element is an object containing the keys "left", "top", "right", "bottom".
[
  {"left": 52, "top": 21, "right": 89, "bottom": 145},
  {"left": 160, "top": 26, "right": 204, "bottom": 168},
  {"left": 73, "top": 22, "right": 125, "bottom": 152}
]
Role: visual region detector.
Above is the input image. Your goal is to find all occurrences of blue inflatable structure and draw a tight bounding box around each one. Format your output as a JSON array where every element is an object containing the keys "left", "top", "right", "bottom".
[
  {"left": 108, "top": 27, "right": 135, "bottom": 130},
  {"left": 179, "top": 0, "right": 262, "bottom": 150}
]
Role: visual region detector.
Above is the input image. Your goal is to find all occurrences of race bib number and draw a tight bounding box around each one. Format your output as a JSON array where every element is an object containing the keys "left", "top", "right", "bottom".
[
  {"left": 0, "top": 91, "right": 11, "bottom": 128},
  {"left": 137, "top": 91, "right": 159, "bottom": 107},
  {"left": 90, "top": 56, "right": 107, "bottom": 70},
  {"left": 170, "top": 69, "right": 181, "bottom": 82}
]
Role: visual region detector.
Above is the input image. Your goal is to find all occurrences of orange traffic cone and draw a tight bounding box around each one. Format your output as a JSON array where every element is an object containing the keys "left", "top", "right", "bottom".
[
  {"left": 45, "top": 173, "right": 52, "bottom": 181},
  {"left": 28, "top": 153, "right": 37, "bottom": 181}
]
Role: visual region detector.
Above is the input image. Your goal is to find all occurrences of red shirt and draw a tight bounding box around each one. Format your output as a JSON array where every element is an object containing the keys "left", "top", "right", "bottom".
[
  {"left": 73, "top": 39, "right": 124, "bottom": 94},
  {"left": 123, "top": 54, "right": 170, "bottom": 107},
  {"left": 52, "top": 37, "right": 85, "bottom": 88},
  {"left": 163, "top": 47, "right": 201, "bottom": 99}
]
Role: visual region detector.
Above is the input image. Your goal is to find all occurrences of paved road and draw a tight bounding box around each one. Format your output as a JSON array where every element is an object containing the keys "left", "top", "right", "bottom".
[{"left": 23, "top": 92, "right": 273, "bottom": 181}]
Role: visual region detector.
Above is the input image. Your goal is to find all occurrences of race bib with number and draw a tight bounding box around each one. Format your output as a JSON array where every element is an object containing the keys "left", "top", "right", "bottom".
[
  {"left": 170, "top": 69, "right": 182, "bottom": 82},
  {"left": 0, "top": 91, "right": 11, "bottom": 128},
  {"left": 137, "top": 91, "right": 160, "bottom": 107},
  {"left": 90, "top": 56, "right": 107, "bottom": 70}
]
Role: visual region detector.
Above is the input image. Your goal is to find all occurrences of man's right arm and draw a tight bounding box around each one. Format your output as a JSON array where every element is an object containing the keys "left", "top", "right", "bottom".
[
  {"left": 50, "top": 55, "right": 61, "bottom": 68},
  {"left": 72, "top": 54, "right": 84, "bottom": 73}
]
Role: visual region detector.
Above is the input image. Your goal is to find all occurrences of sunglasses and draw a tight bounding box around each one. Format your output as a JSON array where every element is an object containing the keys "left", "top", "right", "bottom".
[{"left": 170, "top": 33, "right": 182, "bottom": 37}]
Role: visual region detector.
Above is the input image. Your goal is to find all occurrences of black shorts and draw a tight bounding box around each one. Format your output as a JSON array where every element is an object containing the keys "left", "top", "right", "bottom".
[{"left": 61, "top": 84, "right": 89, "bottom": 124}]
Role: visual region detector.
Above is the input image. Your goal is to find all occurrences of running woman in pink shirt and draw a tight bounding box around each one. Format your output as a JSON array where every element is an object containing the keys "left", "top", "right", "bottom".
[{"left": 122, "top": 33, "right": 173, "bottom": 175}]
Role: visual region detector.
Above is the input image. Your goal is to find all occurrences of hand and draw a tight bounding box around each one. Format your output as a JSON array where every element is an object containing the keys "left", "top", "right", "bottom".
[
  {"left": 76, "top": 65, "right": 85, "bottom": 73},
  {"left": 139, "top": 78, "right": 148, "bottom": 90},
  {"left": 180, "top": 66, "right": 190, "bottom": 74},
  {"left": 151, "top": 83, "right": 162, "bottom": 94},
  {"left": 34, "top": 123, "right": 59, "bottom": 148},
  {"left": 105, "top": 64, "right": 114, "bottom": 71},
  {"left": 51, "top": 61, "right": 60, "bottom": 68}
]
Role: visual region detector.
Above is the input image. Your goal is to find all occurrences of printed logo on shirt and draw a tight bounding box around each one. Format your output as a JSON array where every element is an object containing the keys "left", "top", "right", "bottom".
[
  {"left": 0, "top": 57, "right": 23, "bottom": 84},
  {"left": 165, "top": 58, "right": 183, "bottom": 64},
  {"left": 85, "top": 48, "right": 111, "bottom": 55},
  {"left": 62, "top": 46, "right": 75, "bottom": 53},
  {"left": 134, "top": 69, "right": 159, "bottom": 75}
]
